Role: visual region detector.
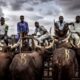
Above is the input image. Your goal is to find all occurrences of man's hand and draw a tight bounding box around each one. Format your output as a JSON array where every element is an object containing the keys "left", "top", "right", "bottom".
[
  {"left": 38, "top": 35, "right": 41, "bottom": 37},
  {"left": 76, "top": 32, "right": 80, "bottom": 36},
  {"left": 32, "top": 33, "right": 36, "bottom": 36},
  {"left": 68, "top": 23, "right": 74, "bottom": 26}
]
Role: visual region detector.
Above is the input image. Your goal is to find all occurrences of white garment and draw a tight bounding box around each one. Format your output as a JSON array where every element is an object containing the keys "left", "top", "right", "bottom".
[
  {"left": 56, "top": 21, "right": 66, "bottom": 30},
  {"left": 50, "top": 26, "right": 55, "bottom": 36},
  {"left": 35, "top": 33, "right": 51, "bottom": 43},
  {"left": 0, "top": 24, "right": 7, "bottom": 35},
  {"left": 69, "top": 22, "right": 80, "bottom": 45},
  {"left": 69, "top": 22, "right": 80, "bottom": 33},
  {"left": 35, "top": 26, "right": 47, "bottom": 35},
  {"left": 34, "top": 26, "right": 52, "bottom": 43}
]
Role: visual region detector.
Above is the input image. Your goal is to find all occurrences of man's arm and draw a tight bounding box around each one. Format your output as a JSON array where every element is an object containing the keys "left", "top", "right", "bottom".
[
  {"left": 54, "top": 22, "right": 59, "bottom": 31},
  {"left": 68, "top": 23, "right": 76, "bottom": 33},
  {"left": 25, "top": 22, "right": 29, "bottom": 34},
  {"left": 33, "top": 28, "right": 37, "bottom": 36},
  {"left": 17, "top": 23, "right": 20, "bottom": 34},
  {"left": 63, "top": 23, "right": 69, "bottom": 32},
  {"left": 5, "top": 25, "right": 8, "bottom": 36}
]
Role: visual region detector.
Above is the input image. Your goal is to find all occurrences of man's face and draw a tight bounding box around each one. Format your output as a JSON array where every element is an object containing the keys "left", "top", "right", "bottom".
[
  {"left": 20, "top": 16, "right": 24, "bottom": 22},
  {"left": 59, "top": 16, "right": 64, "bottom": 23},
  {"left": 76, "top": 16, "right": 80, "bottom": 23},
  {"left": 35, "top": 22, "right": 39, "bottom": 28}
]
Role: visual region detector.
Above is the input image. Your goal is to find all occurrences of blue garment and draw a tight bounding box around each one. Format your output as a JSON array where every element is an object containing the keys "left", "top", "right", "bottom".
[
  {"left": 15, "top": 35, "right": 19, "bottom": 41},
  {"left": 17, "top": 21, "right": 29, "bottom": 33}
]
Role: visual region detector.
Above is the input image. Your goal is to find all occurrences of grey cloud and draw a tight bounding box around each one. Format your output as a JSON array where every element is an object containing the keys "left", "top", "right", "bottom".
[
  {"left": 26, "top": 7, "right": 34, "bottom": 11},
  {"left": 56, "top": 0, "right": 80, "bottom": 11},
  {"left": 31, "top": 0, "right": 53, "bottom": 5},
  {"left": 0, "top": 7, "right": 4, "bottom": 17},
  {"left": 22, "top": 3, "right": 34, "bottom": 11},
  {"left": 41, "top": 0, "right": 47, "bottom": 1},
  {"left": 54, "top": 0, "right": 80, "bottom": 17},
  {"left": 28, "top": 15, "right": 43, "bottom": 20},
  {"left": 0, "top": 0, "right": 7, "bottom": 6},
  {"left": 0, "top": 0, "right": 28, "bottom": 10},
  {"left": 10, "top": 0, "right": 26, "bottom": 10}
]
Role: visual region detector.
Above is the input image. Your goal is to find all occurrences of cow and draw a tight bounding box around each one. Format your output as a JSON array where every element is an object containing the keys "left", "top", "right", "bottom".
[
  {"left": 52, "top": 36, "right": 78, "bottom": 80},
  {"left": 0, "top": 37, "right": 20, "bottom": 80},
  {"left": 9, "top": 36, "right": 54, "bottom": 80}
]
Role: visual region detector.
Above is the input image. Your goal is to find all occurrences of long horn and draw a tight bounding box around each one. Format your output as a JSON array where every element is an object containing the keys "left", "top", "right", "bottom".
[
  {"left": 44, "top": 39, "right": 54, "bottom": 49},
  {"left": 0, "top": 42, "right": 4, "bottom": 47},
  {"left": 11, "top": 35, "right": 38, "bottom": 49},
  {"left": 34, "top": 37, "right": 54, "bottom": 49},
  {"left": 61, "top": 33, "right": 71, "bottom": 42},
  {"left": 11, "top": 39, "right": 21, "bottom": 49}
]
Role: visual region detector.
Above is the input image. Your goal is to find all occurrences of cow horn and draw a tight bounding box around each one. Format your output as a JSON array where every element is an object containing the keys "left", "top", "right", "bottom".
[
  {"left": 34, "top": 38, "right": 54, "bottom": 49},
  {"left": 44, "top": 40, "right": 54, "bottom": 49},
  {"left": 0, "top": 43, "right": 4, "bottom": 47},
  {"left": 11, "top": 40, "right": 21, "bottom": 49},
  {"left": 11, "top": 36, "right": 38, "bottom": 49},
  {"left": 62, "top": 34, "right": 71, "bottom": 42},
  {"left": 0, "top": 42, "right": 4, "bottom": 47}
]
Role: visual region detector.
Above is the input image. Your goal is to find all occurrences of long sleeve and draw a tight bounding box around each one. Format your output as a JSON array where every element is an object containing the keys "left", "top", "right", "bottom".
[
  {"left": 34, "top": 28, "right": 38, "bottom": 35},
  {"left": 5, "top": 25, "right": 9, "bottom": 35},
  {"left": 17, "top": 23, "right": 20, "bottom": 34},
  {"left": 69, "top": 25, "right": 76, "bottom": 33},
  {"left": 25, "top": 22, "right": 29, "bottom": 33}
]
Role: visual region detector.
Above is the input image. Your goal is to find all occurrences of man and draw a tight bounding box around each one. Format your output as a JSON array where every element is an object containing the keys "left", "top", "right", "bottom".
[
  {"left": 54, "top": 16, "right": 68, "bottom": 38},
  {"left": 0, "top": 17, "right": 9, "bottom": 45},
  {"left": 17, "top": 15, "right": 29, "bottom": 39},
  {"left": 33, "top": 21, "right": 52, "bottom": 45},
  {"left": 69, "top": 16, "right": 80, "bottom": 46},
  {"left": 17, "top": 15, "right": 29, "bottom": 46}
]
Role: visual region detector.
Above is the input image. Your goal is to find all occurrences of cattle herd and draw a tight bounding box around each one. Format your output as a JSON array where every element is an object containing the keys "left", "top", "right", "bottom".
[{"left": 0, "top": 35, "right": 80, "bottom": 80}]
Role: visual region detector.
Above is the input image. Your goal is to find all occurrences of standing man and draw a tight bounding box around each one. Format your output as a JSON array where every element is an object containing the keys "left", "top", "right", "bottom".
[
  {"left": 0, "top": 17, "right": 9, "bottom": 45},
  {"left": 17, "top": 15, "right": 29, "bottom": 45},
  {"left": 54, "top": 16, "right": 68, "bottom": 38},
  {"left": 17, "top": 15, "right": 29, "bottom": 39}
]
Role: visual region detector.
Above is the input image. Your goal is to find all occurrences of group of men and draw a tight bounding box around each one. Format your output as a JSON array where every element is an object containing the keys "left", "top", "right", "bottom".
[
  {"left": 54, "top": 15, "right": 80, "bottom": 46},
  {"left": 0, "top": 15, "right": 80, "bottom": 46}
]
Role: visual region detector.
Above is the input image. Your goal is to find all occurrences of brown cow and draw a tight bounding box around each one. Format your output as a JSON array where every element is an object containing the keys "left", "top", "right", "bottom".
[
  {"left": 53, "top": 36, "right": 78, "bottom": 80},
  {"left": 0, "top": 52, "right": 11, "bottom": 80},
  {"left": 9, "top": 38, "right": 54, "bottom": 80},
  {"left": 0, "top": 45, "right": 15, "bottom": 80},
  {"left": 10, "top": 51, "right": 42, "bottom": 80},
  {"left": 0, "top": 38, "right": 19, "bottom": 80}
]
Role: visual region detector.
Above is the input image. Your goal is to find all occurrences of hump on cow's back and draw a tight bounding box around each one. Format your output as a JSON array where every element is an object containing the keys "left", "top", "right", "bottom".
[{"left": 53, "top": 47, "right": 75, "bottom": 59}]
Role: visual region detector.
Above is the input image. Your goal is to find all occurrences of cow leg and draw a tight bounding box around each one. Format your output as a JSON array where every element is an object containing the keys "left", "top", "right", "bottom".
[{"left": 53, "top": 65, "right": 59, "bottom": 80}]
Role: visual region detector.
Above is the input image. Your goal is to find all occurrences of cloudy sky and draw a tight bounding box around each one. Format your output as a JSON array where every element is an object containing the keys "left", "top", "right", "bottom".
[{"left": 0, "top": 0, "right": 80, "bottom": 35}]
